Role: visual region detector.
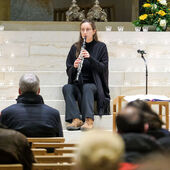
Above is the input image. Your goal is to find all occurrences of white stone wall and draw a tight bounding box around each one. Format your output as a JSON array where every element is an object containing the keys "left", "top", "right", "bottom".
[{"left": 0, "top": 31, "right": 169, "bottom": 114}]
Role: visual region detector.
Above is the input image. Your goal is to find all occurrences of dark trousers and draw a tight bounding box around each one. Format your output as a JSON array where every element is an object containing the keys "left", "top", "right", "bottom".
[{"left": 62, "top": 83, "right": 97, "bottom": 122}]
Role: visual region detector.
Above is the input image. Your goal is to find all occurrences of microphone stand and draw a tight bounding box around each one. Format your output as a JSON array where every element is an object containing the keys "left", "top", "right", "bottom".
[{"left": 140, "top": 52, "right": 148, "bottom": 95}]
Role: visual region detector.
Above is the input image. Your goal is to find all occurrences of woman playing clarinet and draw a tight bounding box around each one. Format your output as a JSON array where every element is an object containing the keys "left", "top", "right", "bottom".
[{"left": 62, "top": 19, "right": 110, "bottom": 131}]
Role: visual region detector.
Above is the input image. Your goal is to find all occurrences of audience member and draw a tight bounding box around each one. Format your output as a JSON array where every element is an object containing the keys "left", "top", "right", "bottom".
[
  {"left": 0, "top": 73, "right": 63, "bottom": 137},
  {"left": 158, "top": 136, "right": 170, "bottom": 153},
  {"left": 0, "top": 123, "right": 34, "bottom": 170},
  {"left": 116, "top": 106, "right": 162, "bottom": 163},
  {"left": 126, "top": 100, "right": 169, "bottom": 139},
  {"left": 116, "top": 106, "right": 148, "bottom": 133},
  {"left": 76, "top": 130, "right": 124, "bottom": 170}
]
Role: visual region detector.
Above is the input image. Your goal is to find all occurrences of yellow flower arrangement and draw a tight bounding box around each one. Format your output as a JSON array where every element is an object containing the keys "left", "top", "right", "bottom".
[
  {"left": 158, "top": 10, "right": 166, "bottom": 16},
  {"left": 139, "top": 14, "right": 148, "bottom": 20},
  {"left": 143, "top": 3, "right": 152, "bottom": 8},
  {"left": 133, "top": 0, "right": 169, "bottom": 31}
]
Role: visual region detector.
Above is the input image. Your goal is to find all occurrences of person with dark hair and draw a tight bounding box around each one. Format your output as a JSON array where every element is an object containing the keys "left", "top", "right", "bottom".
[
  {"left": 116, "top": 106, "right": 162, "bottom": 163},
  {"left": 63, "top": 19, "right": 110, "bottom": 131},
  {"left": 127, "top": 100, "right": 164, "bottom": 130},
  {"left": 126, "top": 100, "right": 170, "bottom": 139},
  {"left": 0, "top": 123, "right": 34, "bottom": 170},
  {"left": 0, "top": 73, "right": 63, "bottom": 137},
  {"left": 116, "top": 107, "right": 148, "bottom": 134}
]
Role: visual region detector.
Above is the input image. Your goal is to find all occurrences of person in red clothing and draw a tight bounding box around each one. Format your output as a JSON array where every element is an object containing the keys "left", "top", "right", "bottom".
[{"left": 119, "top": 162, "right": 139, "bottom": 170}]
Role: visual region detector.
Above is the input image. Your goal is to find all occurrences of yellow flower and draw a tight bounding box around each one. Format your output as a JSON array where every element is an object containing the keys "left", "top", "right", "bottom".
[
  {"left": 158, "top": 10, "right": 166, "bottom": 16},
  {"left": 143, "top": 3, "right": 151, "bottom": 7},
  {"left": 157, "top": 0, "right": 160, "bottom": 1},
  {"left": 139, "top": 14, "right": 148, "bottom": 20}
]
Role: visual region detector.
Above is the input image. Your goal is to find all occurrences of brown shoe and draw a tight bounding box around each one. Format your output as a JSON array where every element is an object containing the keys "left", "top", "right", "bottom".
[
  {"left": 66, "top": 118, "right": 83, "bottom": 131},
  {"left": 81, "top": 118, "right": 94, "bottom": 131}
]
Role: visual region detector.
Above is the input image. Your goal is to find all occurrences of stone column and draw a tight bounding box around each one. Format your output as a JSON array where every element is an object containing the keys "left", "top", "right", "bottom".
[
  {"left": 131, "top": 0, "right": 139, "bottom": 21},
  {"left": 0, "top": 0, "right": 10, "bottom": 20}
]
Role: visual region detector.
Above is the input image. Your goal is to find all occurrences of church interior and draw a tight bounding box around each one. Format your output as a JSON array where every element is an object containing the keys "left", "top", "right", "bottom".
[{"left": 0, "top": 0, "right": 170, "bottom": 170}]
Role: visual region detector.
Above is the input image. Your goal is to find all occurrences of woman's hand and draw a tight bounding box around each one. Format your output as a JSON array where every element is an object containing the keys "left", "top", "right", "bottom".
[
  {"left": 74, "top": 58, "right": 81, "bottom": 68},
  {"left": 81, "top": 50, "right": 90, "bottom": 58}
]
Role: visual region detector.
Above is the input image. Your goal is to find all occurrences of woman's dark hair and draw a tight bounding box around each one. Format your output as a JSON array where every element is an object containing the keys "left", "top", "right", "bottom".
[
  {"left": 75, "top": 19, "right": 98, "bottom": 58},
  {"left": 126, "top": 100, "right": 164, "bottom": 130}
]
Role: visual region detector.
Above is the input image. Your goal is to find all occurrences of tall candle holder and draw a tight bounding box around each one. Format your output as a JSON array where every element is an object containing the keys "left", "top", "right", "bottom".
[
  {"left": 87, "top": 0, "right": 107, "bottom": 22},
  {"left": 66, "top": 0, "right": 85, "bottom": 21}
]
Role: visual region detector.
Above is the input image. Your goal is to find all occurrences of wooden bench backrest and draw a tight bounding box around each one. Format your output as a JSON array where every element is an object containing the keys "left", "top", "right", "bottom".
[
  {"left": 0, "top": 164, "right": 22, "bottom": 170},
  {"left": 32, "top": 148, "right": 47, "bottom": 155},
  {"left": 32, "top": 143, "right": 77, "bottom": 148},
  {"left": 33, "top": 163, "right": 75, "bottom": 170},
  {"left": 35, "top": 155, "right": 75, "bottom": 163},
  {"left": 55, "top": 148, "right": 78, "bottom": 155},
  {"left": 0, "top": 163, "right": 74, "bottom": 170},
  {"left": 27, "top": 137, "right": 65, "bottom": 143}
]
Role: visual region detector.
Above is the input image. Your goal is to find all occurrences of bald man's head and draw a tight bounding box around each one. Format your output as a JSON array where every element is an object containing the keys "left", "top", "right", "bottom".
[{"left": 116, "top": 106, "right": 148, "bottom": 134}]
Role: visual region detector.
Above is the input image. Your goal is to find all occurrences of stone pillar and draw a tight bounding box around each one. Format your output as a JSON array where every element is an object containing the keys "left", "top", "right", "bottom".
[
  {"left": 0, "top": 0, "right": 10, "bottom": 20},
  {"left": 131, "top": 0, "right": 139, "bottom": 21},
  {"left": 10, "top": 0, "right": 54, "bottom": 21}
]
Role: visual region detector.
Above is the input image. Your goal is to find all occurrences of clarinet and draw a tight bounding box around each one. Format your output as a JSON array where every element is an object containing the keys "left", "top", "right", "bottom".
[{"left": 74, "top": 36, "right": 86, "bottom": 82}]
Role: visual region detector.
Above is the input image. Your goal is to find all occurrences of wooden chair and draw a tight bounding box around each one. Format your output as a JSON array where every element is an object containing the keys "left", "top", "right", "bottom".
[
  {"left": 32, "top": 143, "right": 77, "bottom": 149},
  {"left": 54, "top": 148, "right": 78, "bottom": 155},
  {"left": 27, "top": 137, "right": 65, "bottom": 143},
  {"left": 35, "top": 155, "right": 75, "bottom": 163},
  {"left": 33, "top": 163, "right": 75, "bottom": 170},
  {"left": 32, "top": 148, "right": 47, "bottom": 155},
  {"left": 113, "top": 96, "right": 170, "bottom": 131},
  {"left": 0, "top": 164, "right": 22, "bottom": 170}
]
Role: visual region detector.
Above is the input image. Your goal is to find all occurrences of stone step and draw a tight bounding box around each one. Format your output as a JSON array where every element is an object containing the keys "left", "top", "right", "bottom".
[
  {"left": 1, "top": 85, "right": 170, "bottom": 112},
  {"left": 62, "top": 114, "right": 113, "bottom": 143},
  {"left": 1, "top": 84, "right": 170, "bottom": 101},
  {"left": 1, "top": 31, "right": 168, "bottom": 44},
  {"left": 0, "top": 56, "right": 170, "bottom": 72},
  {"left": 110, "top": 58, "right": 170, "bottom": 72},
  {"left": 0, "top": 71, "right": 170, "bottom": 86},
  {"left": 63, "top": 129, "right": 112, "bottom": 143},
  {"left": 60, "top": 115, "right": 113, "bottom": 131}
]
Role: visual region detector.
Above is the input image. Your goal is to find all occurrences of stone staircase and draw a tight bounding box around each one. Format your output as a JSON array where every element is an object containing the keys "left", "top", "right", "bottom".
[{"left": 0, "top": 31, "right": 170, "bottom": 141}]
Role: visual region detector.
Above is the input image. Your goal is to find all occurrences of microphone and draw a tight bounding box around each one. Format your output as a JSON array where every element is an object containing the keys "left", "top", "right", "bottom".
[{"left": 137, "top": 49, "right": 146, "bottom": 54}]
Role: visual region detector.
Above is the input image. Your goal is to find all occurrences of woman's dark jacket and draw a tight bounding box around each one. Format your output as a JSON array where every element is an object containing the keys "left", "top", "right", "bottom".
[{"left": 66, "top": 40, "right": 110, "bottom": 116}]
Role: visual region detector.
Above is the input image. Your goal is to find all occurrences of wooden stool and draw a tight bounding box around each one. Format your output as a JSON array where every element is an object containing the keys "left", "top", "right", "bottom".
[{"left": 113, "top": 96, "right": 169, "bottom": 131}]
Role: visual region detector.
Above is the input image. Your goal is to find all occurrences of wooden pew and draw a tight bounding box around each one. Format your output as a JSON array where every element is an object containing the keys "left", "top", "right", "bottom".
[
  {"left": 0, "top": 163, "right": 75, "bottom": 170},
  {"left": 32, "top": 148, "right": 47, "bottom": 155},
  {"left": 0, "top": 164, "right": 22, "bottom": 170},
  {"left": 32, "top": 143, "right": 77, "bottom": 149},
  {"left": 27, "top": 137, "right": 65, "bottom": 143},
  {"left": 35, "top": 155, "right": 75, "bottom": 163},
  {"left": 54, "top": 148, "right": 78, "bottom": 155},
  {"left": 33, "top": 163, "right": 75, "bottom": 170}
]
